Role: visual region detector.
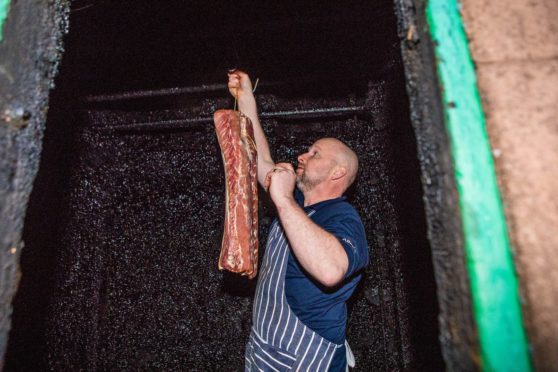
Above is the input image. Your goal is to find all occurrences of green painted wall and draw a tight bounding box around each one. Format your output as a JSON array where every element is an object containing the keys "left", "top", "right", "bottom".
[
  {"left": 0, "top": 0, "right": 9, "bottom": 41},
  {"left": 425, "top": 0, "right": 532, "bottom": 371}
]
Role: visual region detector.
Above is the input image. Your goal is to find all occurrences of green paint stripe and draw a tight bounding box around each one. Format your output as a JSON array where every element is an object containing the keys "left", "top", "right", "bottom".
[
  {"left": 425, "top": 0, "right": 532, "bottom": 371},
  {"left": 0, "top": 0, "right": 9, "bottom": 41}
]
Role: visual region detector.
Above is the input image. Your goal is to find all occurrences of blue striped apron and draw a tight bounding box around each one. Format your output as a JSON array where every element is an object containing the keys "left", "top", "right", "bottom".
[{"left": 245, "top": 211, "right": 345, "bottom": 371}]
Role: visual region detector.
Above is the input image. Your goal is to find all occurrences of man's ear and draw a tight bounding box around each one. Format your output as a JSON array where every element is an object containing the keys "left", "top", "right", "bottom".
[{"left": 331, "top": 165, "right": 347, "bottom": 181}]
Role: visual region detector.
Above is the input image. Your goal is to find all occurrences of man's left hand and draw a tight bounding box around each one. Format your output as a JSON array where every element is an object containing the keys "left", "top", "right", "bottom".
[{"left": 266, "top": 162, "right": 296, "bottom": 207}]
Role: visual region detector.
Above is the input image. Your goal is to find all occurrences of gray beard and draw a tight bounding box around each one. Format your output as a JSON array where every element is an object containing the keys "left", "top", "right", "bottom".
[{"left": 296, "top": 172, "right": 324, "bottom": 192}]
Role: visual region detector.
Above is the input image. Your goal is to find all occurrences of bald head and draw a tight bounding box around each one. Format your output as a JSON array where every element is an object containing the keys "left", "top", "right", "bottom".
[{"left": 315, "top": 138, "right": 359, "bottom": 190}]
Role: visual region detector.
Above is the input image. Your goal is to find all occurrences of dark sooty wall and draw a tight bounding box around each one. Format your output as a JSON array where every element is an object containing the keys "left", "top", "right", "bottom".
[{"left": 6, "top": 1, "right": 443, "bottom": 370}]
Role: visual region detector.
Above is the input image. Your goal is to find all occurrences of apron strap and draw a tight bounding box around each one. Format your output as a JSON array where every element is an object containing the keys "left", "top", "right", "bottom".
[{"left": 345, "top": 340, "right": 355, "bottom": 370}]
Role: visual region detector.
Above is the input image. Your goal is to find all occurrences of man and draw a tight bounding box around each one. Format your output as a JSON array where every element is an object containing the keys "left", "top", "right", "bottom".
[{"left": 228, "top": 71, "right": 369, "bottom": 371}]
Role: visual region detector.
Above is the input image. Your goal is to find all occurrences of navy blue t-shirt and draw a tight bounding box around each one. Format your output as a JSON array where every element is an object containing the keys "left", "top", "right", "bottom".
[{"left": 284, "top": 189, "right": 369, "bottom": 370}]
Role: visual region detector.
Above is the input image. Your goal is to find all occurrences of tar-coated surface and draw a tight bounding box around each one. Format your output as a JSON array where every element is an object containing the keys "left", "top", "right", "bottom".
[
  {"left": 0, "top": 0, "right": 69, "bottom": 365},
  {"left": 7, "top": 91, "right": 442, "bottom": 372},
  {"left": 5, "top": 0, "right": 445, "bottom": 370}
]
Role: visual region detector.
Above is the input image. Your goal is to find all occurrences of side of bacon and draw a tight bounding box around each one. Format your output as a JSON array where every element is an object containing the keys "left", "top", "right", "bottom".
[{"left": 213, "top": 109, "right": 258, "bottom": 279}]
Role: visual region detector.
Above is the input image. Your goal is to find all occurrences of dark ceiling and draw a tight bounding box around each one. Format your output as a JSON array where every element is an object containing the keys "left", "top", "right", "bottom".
[{"left": 62, "top": 0, "right": 400, "bottom": 97}]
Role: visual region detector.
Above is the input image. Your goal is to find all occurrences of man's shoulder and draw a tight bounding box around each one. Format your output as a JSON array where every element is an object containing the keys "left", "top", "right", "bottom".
[
  {"left": 316, "top": 200, "right": 367, "bottom": 248},
  {"left": 318, "top": 198, "right": 362, "bottom": 221}
]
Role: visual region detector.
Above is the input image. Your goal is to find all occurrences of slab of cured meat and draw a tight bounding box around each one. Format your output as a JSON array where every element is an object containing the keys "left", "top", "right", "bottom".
[{"left": 213, "top": 109, "right": 258, "bottom": 279}]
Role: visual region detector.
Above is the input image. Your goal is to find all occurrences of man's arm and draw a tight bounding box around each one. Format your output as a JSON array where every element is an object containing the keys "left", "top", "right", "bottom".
[
  {"left": 267, "top": 164, "right": 349, "bottom": 288},
  {"left": 228, "top": 71, "right": 274, "bottom": 187}
]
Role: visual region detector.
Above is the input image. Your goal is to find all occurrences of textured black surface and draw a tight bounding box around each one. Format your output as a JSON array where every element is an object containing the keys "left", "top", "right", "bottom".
[
  {"left": 5, "top": 0, "right": 447, "bottom": 370},
  {"left": 8, "top": 97, "right": 443, "bottom": 371},
  {"left": 0, "top": 0, "right": 69, "bottom": 366}
]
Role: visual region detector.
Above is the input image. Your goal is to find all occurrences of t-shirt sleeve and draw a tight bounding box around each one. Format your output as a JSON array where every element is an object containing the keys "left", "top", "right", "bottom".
[{"left": 321, "top": 211, "right": 368, "bottom": 278}]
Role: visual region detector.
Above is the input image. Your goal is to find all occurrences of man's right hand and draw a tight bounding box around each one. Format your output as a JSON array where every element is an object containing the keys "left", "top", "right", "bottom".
[
  {"left": 227, "top": 70, "right": 253, "bottom": 101},
  {"left": 265, "top": 163, "right": 297, "bottom": 208}
]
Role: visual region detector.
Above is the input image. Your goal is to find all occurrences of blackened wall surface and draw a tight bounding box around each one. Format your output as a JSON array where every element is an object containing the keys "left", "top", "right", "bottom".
[
  {"left": 0, "top": 0, "right": 69, "bottom": 366},
  {"left": 49, "top": 112, "right": 256, "bottom": 370},
  {"left": 7, "top": 91, "right": 443, "bottom": 371}
]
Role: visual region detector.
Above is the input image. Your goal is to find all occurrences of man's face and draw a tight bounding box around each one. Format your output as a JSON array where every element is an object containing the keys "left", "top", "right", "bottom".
[{"left": 296, "top": 140, "right": 337, "bottom": 192}]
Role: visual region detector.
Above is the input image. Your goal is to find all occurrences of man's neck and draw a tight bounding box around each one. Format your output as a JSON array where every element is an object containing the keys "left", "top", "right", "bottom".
[{"left": 302, "top": 190, "right": 343, "bottom": 207}]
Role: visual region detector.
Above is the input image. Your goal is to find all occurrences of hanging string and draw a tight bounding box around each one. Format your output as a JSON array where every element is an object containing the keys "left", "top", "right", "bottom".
[
  {"left": 252, "top": 78, "right": 260, "bottom": 93},
  {"left": 246, "top": 133, "right": 258, "bottom": 152}
]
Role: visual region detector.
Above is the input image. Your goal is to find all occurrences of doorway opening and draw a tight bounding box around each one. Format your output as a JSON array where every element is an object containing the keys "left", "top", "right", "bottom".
[{"left": 6, "top": 1, "right": 444, "bottom": 370}]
